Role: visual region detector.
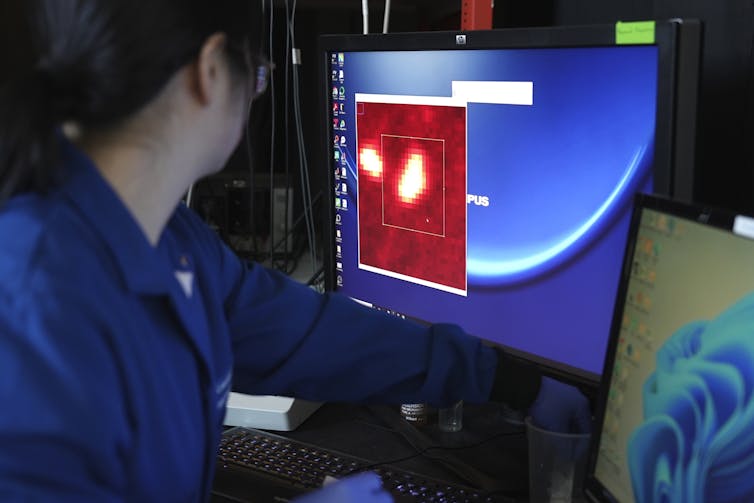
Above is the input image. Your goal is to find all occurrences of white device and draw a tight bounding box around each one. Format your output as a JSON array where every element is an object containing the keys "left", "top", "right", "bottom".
[{"left": 223, "top": 393, "right": 322, "bottom": 431}]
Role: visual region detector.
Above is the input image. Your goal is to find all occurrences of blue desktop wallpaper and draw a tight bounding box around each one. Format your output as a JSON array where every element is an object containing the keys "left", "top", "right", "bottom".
[
  {"left": 628, "top": 291, "right": 754, "bottom": 502},
  {"left": 332, "top": 46, "right": 658, "bottom": 376}
]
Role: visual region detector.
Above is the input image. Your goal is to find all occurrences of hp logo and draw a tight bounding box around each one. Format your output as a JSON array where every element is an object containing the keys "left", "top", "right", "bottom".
[{"left": 456, "top": 34, "right": 467, "bottom": 45}]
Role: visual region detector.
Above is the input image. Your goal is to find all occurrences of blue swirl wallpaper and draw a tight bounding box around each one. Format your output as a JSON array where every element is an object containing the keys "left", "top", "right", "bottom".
[
  {"left": 628, "top": 292, "right": 754, "bottom": 502},
  {"left": 332, "top": 45, "right": 659, "bottom": 376}
]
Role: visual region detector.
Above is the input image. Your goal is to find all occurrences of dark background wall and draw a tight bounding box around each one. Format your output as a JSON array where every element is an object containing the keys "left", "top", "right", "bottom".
[
  {"left": 550, "top": 0, "right": 754, "bottom": 214},
  {"left": 495, "top": 0, "right": 754, "bottom": 213},
  {"left": 207, "top": 0, "right": 754, "bottom": 261}
]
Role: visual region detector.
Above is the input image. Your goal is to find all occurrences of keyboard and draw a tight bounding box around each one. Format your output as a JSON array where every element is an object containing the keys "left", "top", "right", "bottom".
[{"left": 213, "top": 426, "right": 504, "bottom": 502}]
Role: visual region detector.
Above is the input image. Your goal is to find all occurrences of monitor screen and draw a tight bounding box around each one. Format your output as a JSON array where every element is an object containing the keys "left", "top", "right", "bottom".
[
  {"left": 586, "top": 194, "right": 754, "bottom": 502},
  {"left": 319, "top": 22, "right": 698, "bottom": 384}
]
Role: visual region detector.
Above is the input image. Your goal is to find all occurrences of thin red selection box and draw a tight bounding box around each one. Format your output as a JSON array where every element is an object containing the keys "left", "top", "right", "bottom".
[{"left": 356, "top": 101, "right": 467, "bottom": 293}]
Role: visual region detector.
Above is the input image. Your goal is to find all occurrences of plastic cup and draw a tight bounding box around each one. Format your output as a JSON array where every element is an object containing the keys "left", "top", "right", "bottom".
[
  {"left": 526, "top": 416, "right": 591, "bottom": 503},
  {"left": 438, "top": 400, "right": 463, "bottom": 432}
]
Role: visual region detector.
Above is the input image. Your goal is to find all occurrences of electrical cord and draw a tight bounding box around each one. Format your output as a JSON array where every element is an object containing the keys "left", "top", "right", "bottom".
[
  {"left": 184, "top": 184, "right": 195, "bottom": 208},
  {"left": 233, "top": 187, "right": 320, "bottom": 271},
  {"left": 362, "top": 404, "right": 525, "bottom": 494},
  {"left": 288, "top": 0, "right": 319, "bottom": 278},
  {"left": 350, "top": 415, "right": 524, "bottom": 502},
  {"left": 244, "top": 104, "right": 258, "bottom": 258},
  {"left": 210, "top": 0, "right": 319, "bottom": 278},
  {"left": 246, "top": 0, "right": 268, "bottom": 260},
  {"left": 244, "top": 74, "right": 259, "bottom": 257},
  {"left": 357, "top": 429, "right": 524, "bottom": 474},
  {"left": 305, "top": 265, "right": 324, "bottom": 290},
  {"left": 362, "top": 0, "right": 369, "bottom": 34},
  {"left": 268, "top": 0, "right": 276, "bottom": 265},
  {"left": 293, "top": 61, "right": 317, "bottom": 276},
  {"left": 268, "top": 190, "right": 322, "bottom": 258},
  {"left": 383, "top": 0, "right": 391, "bottom": 33},
  {"left": 282, "top": 0, "right": 292, "bottom": 274}
]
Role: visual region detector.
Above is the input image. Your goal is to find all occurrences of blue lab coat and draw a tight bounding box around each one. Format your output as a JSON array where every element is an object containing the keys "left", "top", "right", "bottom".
[{"left": 0, "top": 141, "right": 498, "bottom": 501}]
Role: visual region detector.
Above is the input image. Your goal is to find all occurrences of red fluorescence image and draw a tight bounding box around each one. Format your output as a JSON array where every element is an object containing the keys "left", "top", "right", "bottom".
[{"left": 356, "top": 100, "right": 467, "bottom": 293}]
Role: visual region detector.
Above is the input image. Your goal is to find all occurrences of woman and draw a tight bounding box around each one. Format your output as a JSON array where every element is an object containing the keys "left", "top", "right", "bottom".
[{"left": 0, "top": 1, "right": 589, "bottom": 501}]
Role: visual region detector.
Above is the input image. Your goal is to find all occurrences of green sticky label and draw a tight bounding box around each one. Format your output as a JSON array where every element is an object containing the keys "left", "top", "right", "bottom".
[{"left": 615, "top": 21, "right": 656, "bottom": 45}]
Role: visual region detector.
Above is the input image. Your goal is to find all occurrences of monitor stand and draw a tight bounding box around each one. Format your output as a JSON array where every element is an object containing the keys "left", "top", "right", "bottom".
[{"left": 223, "top": 393, "right": 322, "bottom": 431}]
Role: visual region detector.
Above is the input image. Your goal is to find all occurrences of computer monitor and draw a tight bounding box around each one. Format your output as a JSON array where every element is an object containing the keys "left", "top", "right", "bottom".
[
  {"left": 319, "top": 20, "right": 700, "bottom": 385},
  {"left": 585, "top": 193, "right": 754, "bottom": 502}
]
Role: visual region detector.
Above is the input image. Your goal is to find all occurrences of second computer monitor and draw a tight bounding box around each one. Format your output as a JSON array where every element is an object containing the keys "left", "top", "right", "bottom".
[{"left": 321, "top": 21, "right": 699, "bottom": 384}]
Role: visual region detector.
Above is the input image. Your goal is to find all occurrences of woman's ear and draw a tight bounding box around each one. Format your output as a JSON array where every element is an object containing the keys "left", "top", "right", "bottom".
[{"left": 191, "top": 32, "right": 228, "bottom": 106}]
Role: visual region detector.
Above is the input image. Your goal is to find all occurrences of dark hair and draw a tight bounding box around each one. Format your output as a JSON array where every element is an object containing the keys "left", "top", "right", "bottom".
[{"left": 0, "top": 0, "right": 260, "bottom": 203}]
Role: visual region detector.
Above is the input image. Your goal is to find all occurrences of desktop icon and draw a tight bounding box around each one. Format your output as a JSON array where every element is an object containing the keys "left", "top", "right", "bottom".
[
  {"left": 341, "top": 183, "right": 347, "bottom": 193},
  {"left": 331, "top": 70, "right": 337, "bottom": 81},
  {"left": 332, "top": 86, "right": 338, "bottom": 99},
  {"left": 339, "top": 103, "right": 345, "bottom": 113},
  {"left": 335, "top": 215, "right": 342, "bottom": 226},
  {"left": 334, "top": 150, "right": 340, "bottom": 161},
  {"left": 341, "top": 167, "right": 347, "bottom": 178},
  {"left": 339, "top": 87, "right": 346, "bottom": 99},
  {"left": 340, "top": 136, "right": 347, "bottom": 146},
  {"left": 333, "top": 102, "right": 339, "bottom": 115},
  {"left": 339, "top": 70, "right": 344, "bottom": 82},
  {"left": 330, "top": 53, "right": 337, "bottom": 65},
  {"left": 342, "top": 200, "right": 348, "bottom": 209},
  {"left": 334, "top": 135, "right": 340, "bottom": 145},
  {"left": 335, "top": 197, "right": 341, "bottom": 209},
  {"left": 337, "top": 53, "right": 344, "bottom": 66},
  {"left": 336, "top": 275, "right": 343, "bottom": 287},
  {"left": 336, "top": 262, "right": 343, "bottom": 271},
  {"left": 336, "top": 245, "right": 342, "bottom": 256},
  {"left": 340, "top": 119, "right": 346, "bottom": 129},
  {"left": 333, "top": 118, "right": 339, "bottom": 128}
]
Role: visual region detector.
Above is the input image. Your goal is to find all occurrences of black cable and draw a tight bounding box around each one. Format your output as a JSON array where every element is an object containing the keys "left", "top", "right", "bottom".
[
  {"left": 267, "top": 0, "right": 276, "bottom": 265},
  {"left": 246, "top": 0, "right": 267, "bottom": 260},
  {"left": 363, "top": 405, "right": 525, "bottom": 492},
  {"left": 231, "top": 0, "right": 319, "bottom": 276},
  {"left": 357, "top": 428, "right": 524, "bottom": 474},
  {"left": 305, "top": 265, "right": 324, "bottom": 287},
  {"left": 283, "top": 0, "right": 292, "bottom": 273},
  {"left": 268, "top": 190, "right": 322, "bottom": 258},
  {"left": 288, "top": 0, "right": 318, "bottom": 276},
  {"left": 245, "top": 83, "right": 259, "bottom": 259},
  {"left": 354, "top": 429, "right": 526, "bottom": 502}
]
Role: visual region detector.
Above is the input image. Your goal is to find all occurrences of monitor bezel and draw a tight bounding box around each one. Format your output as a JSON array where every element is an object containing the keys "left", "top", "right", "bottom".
[
  {"left": 317, "top": 21, "right": 698, "bottom": 388},
  {"left": 583, "top": 192, "right": 744, "bottom": 502}
]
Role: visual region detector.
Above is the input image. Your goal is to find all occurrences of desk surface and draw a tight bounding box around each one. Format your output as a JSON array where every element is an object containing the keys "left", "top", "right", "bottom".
[{"left": 211, "top": 401, "right": 530, "bottom": 502}]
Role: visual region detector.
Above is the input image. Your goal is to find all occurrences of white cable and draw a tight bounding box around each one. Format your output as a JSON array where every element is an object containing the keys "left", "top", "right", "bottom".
[
  {"left": 382, "top": 0, "right": 391, "bottom": 34},
  {"left": 289, "top": 0, "right": 318, "bottom": 275},
  {"left": 362, "top": 0, "right": 369, "bottom": 34},
  {"left": 288, "top": 0, "right": 311, "bottom": 265},
  {"left": 293, "top": 68, "right": 316, "bottom": 275},
  {"left": 185, "top": 184, "right": 194, "bottom": 208},
  {"left": 282, "top": 0, "right": 291, "bottom": 267}
]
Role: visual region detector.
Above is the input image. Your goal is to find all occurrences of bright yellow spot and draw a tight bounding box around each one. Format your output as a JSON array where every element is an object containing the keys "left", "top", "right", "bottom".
[
  {"left": 360, "top": 148, "right": 382, "bottom": 178},
  {"left": 398, "top": 153, "right": 426, "bottom": 203}
]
